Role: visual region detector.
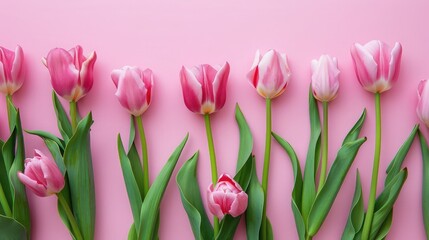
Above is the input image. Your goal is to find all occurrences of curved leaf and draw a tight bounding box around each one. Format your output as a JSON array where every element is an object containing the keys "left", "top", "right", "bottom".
[
  {"left": 374, "top": 210, "right": 392, "bottom": 240},
  {"left": 26, "top": 130, "right": 65, "bottom": 150},
  {"left": 52, "top": 92, "right": 72, "bottom": 143},
  {"left": 245, "top": 157, "right": 264, "bottom": 240},
  {"left": 176, "top": 152, "right": 214, "bottom": 240},
  {"left": 419, "top": 130, "right": 429, "bottom": 238},
  {"left": 0, "top": 215, "right": 27, "bottom": 240},
  {"left": 342, "top": 171, "right": 364, "bottom": 240},
  {"left": 235, "top": 104, "right": 253, "bottom": 172},
  {"left": 139, "top": 134, "right": 188, "bottom": 240}
]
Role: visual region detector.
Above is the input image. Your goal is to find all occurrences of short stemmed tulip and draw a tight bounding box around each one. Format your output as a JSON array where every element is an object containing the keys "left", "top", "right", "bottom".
[
  {"left": 18, "top": 150, "right": 83, "bottom": 240},
  {"left": 43, "top": 45, "right": 97, "bottom": 131},
  {"left": 112, "top": 66, "right": 153, "bottom": 195},
  {"left": 180, "top": 62, "right": 230, "bottom": 235},
  {"left": 247, "top": 49, "right": 291, "bottom": 239},
  {"left": 311, "top": 54, "right": 340, "bottom": 191},
  {"left": 351, "top": 40, "right": 402, "bottom": 240}
]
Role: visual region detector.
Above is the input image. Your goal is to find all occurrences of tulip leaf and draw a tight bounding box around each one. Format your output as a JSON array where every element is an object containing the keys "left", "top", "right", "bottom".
[
  {"left": 128, "top": 223, "right": 137, "bottom": 240},
  {"left": 57, "top": 177, "right": 73, "bottom": 237},
  {"left": 373, "top": 210, "right": 392, "bottom": 240},
  {"left": 63, "top": 113, "right": 95, "bottom": 240},
  {"left": 245, "top": 157, "right": 264, "bottom": 240},
  {"left": 342, "top": 171, "right": 364, "bottom": 240},
  {"left": 6, "top": 97, "right": 18, "bottom": 131},
  {"left": 28, "top": 131, "right": 66, "bottom": 175},
  {"left": 419, "top": 130, "right": 429, "bottom": 238},
  {"left": 139, "top": 134, "right": 188, "bottom": 240},
  {"left": 0, "top": 215, "right": 27, "bottom": 240},
  {"left": 118, "top": 135, "right": 143, "bottom": 233},
  {"left": 2, "top": 129, "right": 16, "bottom": 175},
  {"left": 26, "top": 130, "right": 65, "bottom": 151},
  {"left": 272, "top": 132, "right": 305, "bottom": 240},
  {"left": 235, "top": 104, "right": 253, "bottom": 172},
  {"left": 369, "top": 169, "right": 407, "bottom": 239},
  {"left": 0, "top": 140, "right": 12, "bottom": 211},
  {"left": 301, "top": 87, "right": 321, "bottom": 222},
  {"left": 52, "top": 92, "right": 73, "bottom": 143},
  {"left": 128, "top": 115, "right": 136, "bottom": 151},
  {"left": 177, "top": 152, "right": 214, "bottom": 240},
  {"left": 128, "top": 144, "right": 145, "bottom": 201},
  {"left": 385, "top": 125, "right": 418, "bottom": 185},
  {"left": 266, "top": 217, "right": 274, "bottom": 240}
]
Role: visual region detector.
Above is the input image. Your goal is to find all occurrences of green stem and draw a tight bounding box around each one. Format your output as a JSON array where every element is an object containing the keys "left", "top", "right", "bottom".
[
  {"left": 6, "top": 95, "right": 13, "bottom": 132},
  {"left": 0, "top": 183, "right": 12, "bottom": 217},
  {"left": 261, "top": 98, "right": 272, "bottom": 240},
  {"left": 204, "top": 114, "right": 219, "bottom": 236},
  {"left": 70, "top": 101, "right": 78, "bottom": 132},
  {"left": 317, "top": 101, "right": 329, "bottom": 193},
  {"left": 58, "top": 193, "right": 83, "bottom": 240},
  {"left": 306, "top": 235, "right": 313, "bottom": 240},
  {"left": 361, "top": 92, "right": 382, "bottom": 240},
  {"left": 136, "top": 115, "right": 150, "bottom": 197}
]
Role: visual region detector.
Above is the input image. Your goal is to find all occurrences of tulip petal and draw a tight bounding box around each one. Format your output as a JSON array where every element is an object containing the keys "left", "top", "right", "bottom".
[
  {"left": 141, "top": 68, "right": 154, "bottom": 105},
  {"left": 229, "top": 191, "right": 248, "bottom": 217},
  {"left": 10, "top": 45, "right": 24, "bottom": 91},
  {"left": 213, "top": 62, "right": 230, "bottom": 111},
  {"left": 247, "top": 50, "right": 261, "bottom": 88},
  {"left": 207, "top": 187, "right": 225, "bottom": 219},
  {"left": 115, "top": 67, "right": 149, "bottom": 116},
  {"left": 18, "top": 172, "right": 48, "bottom": 197},
  {"left": 351, "top": 43, "right": 378, "bottom": 90},
  {"left": 0, "top": 62, "right": 5, "bottom": 89},
  {"left": 180, "top": 66, "right": 202, "bottom": 113},
  {"left": 79, "top": 51, "right": 97, "bottom": 95},
  {"left": 387, "top": 42, "right": 402, "bottom": 84}
]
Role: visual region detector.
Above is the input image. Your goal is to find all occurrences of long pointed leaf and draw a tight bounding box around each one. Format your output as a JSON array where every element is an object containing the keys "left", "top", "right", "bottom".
[
  {"left": 139, "top": 134, "right": 188, "bottom": 239},
  {"left": 342, "top": 171, "right": 364, "bottom": 240},
  {"left": 26, "top": 130, "right": 65, "bottom": 151},
  {"left": 235, "top": 104, "right": 253, "bottom": 172},
  {"left": 52, "top": 92, "right": 72, "bottom": 143},
  {"left": 0, "top": 215, "right": 27, "bottom": 239},
  {"left": 0, "top": 141, "right": 12, "bottom": 211},
  {"left": 419, "top": 130, "right": 429, "bottom": 238},
  {"left": 128, "top": 144, "right": 145, "bottom": 201},
  {"left": 245, "top": 157, "right": 264, "bottom": 240}
]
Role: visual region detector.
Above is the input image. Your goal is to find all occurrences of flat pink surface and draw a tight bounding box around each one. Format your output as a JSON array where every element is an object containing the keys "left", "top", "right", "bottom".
[{"left": 2, "top": 0, "right": 428, "bottom": 239}]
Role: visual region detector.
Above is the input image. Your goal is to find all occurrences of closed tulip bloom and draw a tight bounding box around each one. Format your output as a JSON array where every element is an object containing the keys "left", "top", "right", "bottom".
[
  {"left": 311, "top": 54, "right": 340, "bottom": 102},
  {"left": 417, "top": 80, "right": 429, "bottom": 127},
  {"left": 111, "top": 66, "right": 153, "bottom": 116},
  {"left": 0, "top": 45, "right": 24, "bottom": 95},
  {"left": 247, "top": 49, "right": 291, "bottom": 99},
  {"left": 207, "top": 174, "right": 248, "bottom": 219},
  {"left": 180, "top": 62, "right": 230, "bottom": 114},
  {"left": 43, "top": 45, "right": 97, "bottom": 102},
  {"left": 18, "top": 150, "right": 64, "bottom": 197},
  {"left": 350, "top": 40, "right": 402, "bottom": 93}
]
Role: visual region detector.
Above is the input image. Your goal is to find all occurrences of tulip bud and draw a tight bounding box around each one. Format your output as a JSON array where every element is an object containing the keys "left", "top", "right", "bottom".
[
  {"left": 0, "top": 45, "right": 25, "bottom": 95},
  {"left": 43, "top": 45, "right": 97, "bottom": 102},
  {"left": 417, "top": 80, "right": 429, "bottom": 127},
  {"left": 207, "top": 174, "right": 248, "bottom": 219},
  {"left": 350, "top": 40, "right": 402, "bottom": 93},
  {"left": 247, "top": 49, "right": 291, "bottom": 99},
  {"left": 180, "top": 62, "right": 229, "bottom": 114},
  {"left": 311, "top": 54, "right": 340, "bottom": 102},
  {"left": 18, "top": 150, "right": 65, "bottom": 197},
  {"left": 111, "top": 66, "right": 153, "bottom": 116}
]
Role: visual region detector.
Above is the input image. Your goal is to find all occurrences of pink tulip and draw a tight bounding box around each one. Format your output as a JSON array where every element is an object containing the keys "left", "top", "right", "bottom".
[
  {"left": 111, "top": 66, "right": 153, "bottom": 116},
  {"left": 43, "top": 45, "right": 97, "bottom": 102},
  {"left": 0, "top": 45, "right": 24, "bottom": 95},
  {"left": 350, "top": 40, "right": 402, "bottom": 93},
  {"left": 247, "top": 49, "right": 291, "bottom": 99},
  {"left": 207, "top": 174, "right": 248, "bottom": 219},
  {"left": 180, "top": 62, "right": 230, "bottom": 114},
  {"left": 417, "top": 80, "right": 429, "bottom": 127},
  {"left": 18, "top": 150, "right": 64, "bottom": 197},
  {"left": 311, "top": 54, "right": 340, "bottom": 102}
]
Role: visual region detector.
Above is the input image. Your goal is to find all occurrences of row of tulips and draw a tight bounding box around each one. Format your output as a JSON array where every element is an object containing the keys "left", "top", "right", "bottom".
[{"left": 0, "top": 39, "right": 428, "bottom": 240}]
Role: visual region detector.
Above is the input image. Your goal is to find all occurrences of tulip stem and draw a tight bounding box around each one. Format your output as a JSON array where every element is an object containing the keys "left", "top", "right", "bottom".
[
  {"left": 204, "top": 114, "right": 219, "bottom": 236},
  {"left": 136, "top": 115, "right": 150, "bottom": 198},
  {"left": 6, "top": 95, "right": 14, "bottom": 132},
  {"left": 317, "top": 101, "right": 329, "bottom": 192},
  {"left": 0, "top": 183, "right": 12, "bottom": 217},
  {"left": 261, "top": 98, "right": 272, "bottom": 240},
  {"left": 58, "top": 193, "right": 83, "bottom": 240},
  {"left": 361, "top": 92, "right": 382, "bottom": 240},
  {"left": 70, "top": 101, "right": 78, "bottom": 132}
]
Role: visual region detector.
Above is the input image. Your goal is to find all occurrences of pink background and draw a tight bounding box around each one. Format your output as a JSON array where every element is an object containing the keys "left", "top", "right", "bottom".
[{"left": 1, "top": 0, "right": 429, "bottom": 239}]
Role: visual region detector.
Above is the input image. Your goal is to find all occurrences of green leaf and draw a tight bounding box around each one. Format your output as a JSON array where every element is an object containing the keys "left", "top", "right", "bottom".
[
  {"left": 139, "top": 134, "right": 188, "bottom": 240},
  {"left": 26, "top": 130, "right": 65, "bottom": 151},
  {"left": 118, "top": 135, "right": 143, "bottom": 232},
  {"left": 63, "top": 113, "right": 95, "bottom": 240},
  {"left": 57, "top": 176, "right": 73, "bottom": 237},
  {"left": 419, "top": 130, "right": 429, "bottom": 238},
  {"left": 128, "top": 223, "right": 137, "bottom": 240},
  {"left": 128, "top": 144, "right": 145, "bottom": 201},
  {"left": 176, "top": 152, "right": 214, "bottom": 240},
  {"left": 266, "top": 217, "right": 274, "bottom": 240},
  {"left": 369, "top": 169, "right": 408, "bottom": 239},
  {"left": 52, "top": 92, "right": 73, "bottom": 143},
  {"left": 342, "top": 109, "right": 367, "bottom": 145},
  {"left": 342, "top": 171, "right": 364, "bottom": 240},
  {"left": 6, "top": 97, "right": 18, "bottom": 131},
  {"left": 0, "top": 215, "right": 27, "bottom": 240},
  {"left": 374, "top": 210, "right": 392, "bottom": 240},
  {"left": 128, "top": 115, "right": 136, "bottom": 151},
  {"left": 235, "top": 104, "right": 253, "bottom": 172},
  {"left": 301, "top": 87, "right": 322, "bottom": 222},
  {"left": 8, "top": 110, "right": 31, "bottom": 238},
  {"left": 245, "top": 157, "right": 264, "bottom": 240},
  {"left": 272, "top": 132, "right": 305, "bottom": 240},
  {"left": 0, "top": 141, "right": 12, "bottom": 211},
  {"left": 2, "top": 129, "right": 17, "bottom": 175},
  {"left": 385, "top": 125, "right": 418, "bottom": 185},
  {"left": 216, "top": 215, "right": 240, "bottom": 240},
  {"left": 308, "top": 137, "right": 366, "bottom": 236}
]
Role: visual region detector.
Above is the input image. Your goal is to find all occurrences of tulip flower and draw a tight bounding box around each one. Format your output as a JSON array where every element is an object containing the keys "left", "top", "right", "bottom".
[
  {"left": 353, "top": 40, "right": 403, "bottom": 240},
  {"left": 311, "top": 54, "right": 340, "bottom": 192},
  {"left": 18, "top": 150, "right": 64, "bottom": 197},
  {"left": 180, "top": 62, "right": 230, "bottom": 115},
  {"left": 0, "top": 45, "right": 24, "bottom": 96},
  {"left": 351, "top": 40, "right": 402, "bottom": 93},
  {"left": 247, "top": 49, "right": 291, "bottom": 239},
  {"left": 207, "top": 174, "right": 248, "bottom": 220},
  {"left": 43, "top": 45, "right": 97, "bottom": 102},
  {"left": 112, "top": 66, "right": 153, "bottom": 116},
  {"left": 247, "top": 49, "right": 291, "bottom": 99},
  {"left": 417, "top": 80, "right": 429, "bottom": 127}
]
